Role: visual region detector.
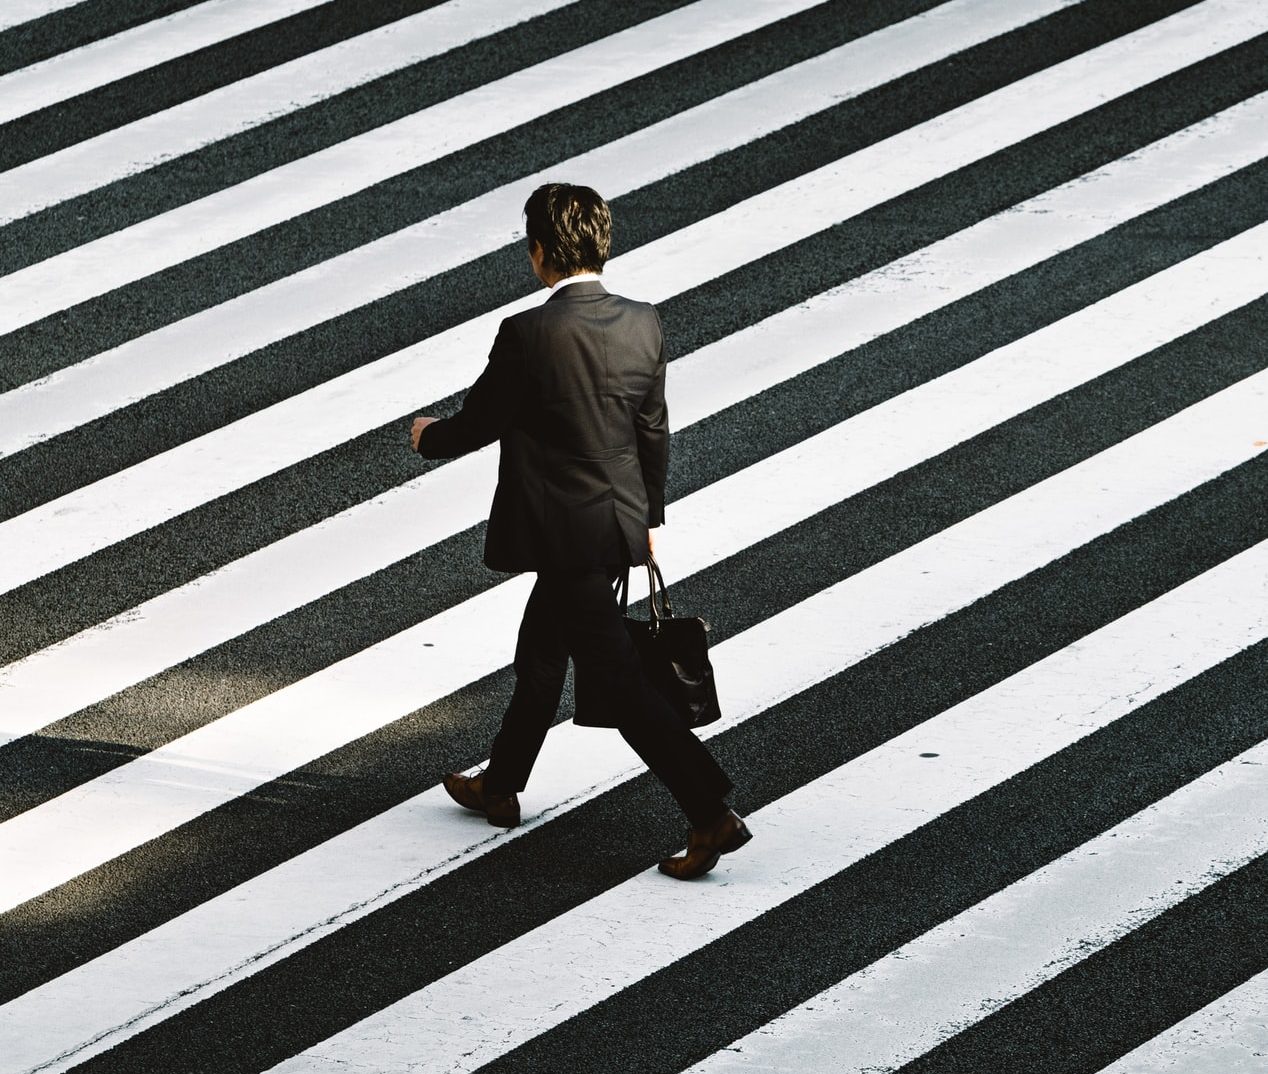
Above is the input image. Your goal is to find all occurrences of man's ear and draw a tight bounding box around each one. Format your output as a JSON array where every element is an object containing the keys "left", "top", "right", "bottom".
[{"left": 528, "top": 240, "right": 555, "bottom": 286}]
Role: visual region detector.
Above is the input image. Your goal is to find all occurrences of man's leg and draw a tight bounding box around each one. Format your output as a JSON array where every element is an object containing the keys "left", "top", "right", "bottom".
[
  {"left": 545, "top": 569, "right": 733, "bottom": 828},
  {"left": 481, "top": 575, "right": 570, "bottom": 796}
]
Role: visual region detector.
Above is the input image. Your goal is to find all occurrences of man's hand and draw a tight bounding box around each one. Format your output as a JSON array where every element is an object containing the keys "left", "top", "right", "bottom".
[
  {"left": 648, "top": 528, "right": 656, "bottom": 555},
  {"left": 411, "top": 416, "right": 438, "bottom": 452}
]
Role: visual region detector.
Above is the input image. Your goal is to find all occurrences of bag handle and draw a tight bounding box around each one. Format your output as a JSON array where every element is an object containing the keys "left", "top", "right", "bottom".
[
  {"left": 614, "top": 553, "right": 674, "bottom": 633},
  {"left": 645, "top": 554, "right": 673, "bottom": 620}
]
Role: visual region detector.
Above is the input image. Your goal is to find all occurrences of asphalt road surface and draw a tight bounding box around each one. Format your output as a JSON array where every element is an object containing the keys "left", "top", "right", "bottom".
[{"left": 1, "top": 0, "right": 1267, "bottom": 1071}]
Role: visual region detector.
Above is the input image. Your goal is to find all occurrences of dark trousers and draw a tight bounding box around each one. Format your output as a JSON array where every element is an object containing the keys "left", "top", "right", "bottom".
[{"left": 482, "top": 567, "right": 733, "bottom": 828}]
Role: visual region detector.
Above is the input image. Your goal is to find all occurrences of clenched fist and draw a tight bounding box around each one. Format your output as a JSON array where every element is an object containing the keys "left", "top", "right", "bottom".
[{"left": 411, "top": 416, "right": 438, "bottom": 452}]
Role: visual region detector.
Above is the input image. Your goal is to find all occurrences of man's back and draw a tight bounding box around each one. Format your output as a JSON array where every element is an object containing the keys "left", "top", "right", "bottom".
[
  {"left": 487, "top": 281, "right": 668, "bottom": 572},
  {"left": 510, "top": 284, "right": 661, "bottom": 455},
  {"left": 416, "top": 279, "right": 668, "bottom": 573}
]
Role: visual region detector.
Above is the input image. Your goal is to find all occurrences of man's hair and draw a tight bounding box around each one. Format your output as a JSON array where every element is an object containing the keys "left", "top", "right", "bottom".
[{"left": 523, "top": 183, "right": 611, "bottom": 275}]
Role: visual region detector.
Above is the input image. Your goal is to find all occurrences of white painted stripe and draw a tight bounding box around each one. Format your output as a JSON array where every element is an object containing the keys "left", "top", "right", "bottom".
[
  {"left": 1093, "top": 972, "right": 1268, "bottom": 1074},
  {"left": 1, "top": 58, "right": 1264, "bottom": 597},
  {"left": 0, "top": 0, "right": 108, "bottom": 33},
  {"left": 0, "top": 0, "right": 820, "bottom": 229},
  {"left": 684, "top": 777, "right": 1268, "bottom": 1073},
  {"left": 268, "top": 607, "right": 1268, "bottom": 1072},
  {"left": 0, "top": 0, "right": 328, "bottom": 124},
  {"left": 0, "top": 0, "right": 1074, "bottom": 433},
  {"left": 0, "top": 348, "right": 1263, "bottom": 916},
  {"left": 7, "top": 483, "right": 1268, "bottom": 1074},
  {"left": 3, "top": 205, "right": 1263, "bottom": 743}
]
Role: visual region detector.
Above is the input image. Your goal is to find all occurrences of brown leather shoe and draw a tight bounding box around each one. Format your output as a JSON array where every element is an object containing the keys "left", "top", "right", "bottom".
[
  {"left": 442, "top": 771, "right": 520, "bottom": 828},
  {"left": 658, "top": 808, "right": 751, "bottom": 880}
]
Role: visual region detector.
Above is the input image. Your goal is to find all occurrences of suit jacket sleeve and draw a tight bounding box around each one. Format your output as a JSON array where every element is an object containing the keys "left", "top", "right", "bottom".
[
  {"left": 635, "top": 310, "right": 670, "bottom": 527},
  {"left": 416, "top": 318, "right": 523, "bottom": 460}
]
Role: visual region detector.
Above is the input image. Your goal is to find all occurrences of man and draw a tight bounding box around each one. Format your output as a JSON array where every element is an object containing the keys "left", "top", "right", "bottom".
[{"left": 411, "top": 182, "right": 749, "bottom": 880}]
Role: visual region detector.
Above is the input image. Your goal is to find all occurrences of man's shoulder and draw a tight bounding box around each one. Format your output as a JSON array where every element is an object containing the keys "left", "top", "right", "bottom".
[{"left": 609, "top": 292, "right": 660, "bottom": 319}]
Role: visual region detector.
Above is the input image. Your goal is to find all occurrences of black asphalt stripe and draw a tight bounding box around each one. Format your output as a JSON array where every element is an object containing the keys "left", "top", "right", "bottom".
[
  {"left": 1, "top": 279, "right": 1263, "bottom": 819},
  {"left": 0, "top": 0, "right": 939, "bottom": 278},
  {"left": 49, "top": 463, "right": 1268, "bottom": 1072},
  {"left": 894, "top": 854, "right": 1268, "bottom": 1074},
  {"left": 0, "top": 0, "right": 456, "bottom": 171},
  {"left": 4, "top": 379, "right": 1266, "bottom": 1005},
  {"left": 0, "top": 0, "right": 953, "bottom": 369},
  {"left": 0, "top": 0, "right": 208, "bottom": 78},
  {"left": 480, "top": 655, "right": 1268, "bottom": 1074},
  {"left": 0, "top": 104, "right": 1263, "bottom": 668}
]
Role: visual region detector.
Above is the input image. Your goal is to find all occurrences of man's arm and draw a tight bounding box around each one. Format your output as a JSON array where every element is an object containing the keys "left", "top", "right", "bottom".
[
  {"left": 635, "top": 311, "right": 670, "bottom": 527},
  {"left": 413, "top": 318, "right": 524, "bottom": 460}
]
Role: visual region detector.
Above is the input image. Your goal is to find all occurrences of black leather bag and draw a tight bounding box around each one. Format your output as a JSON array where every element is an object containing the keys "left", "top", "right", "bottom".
[{"left": 573, "top": 555, "right": 722, "bottom": 729}]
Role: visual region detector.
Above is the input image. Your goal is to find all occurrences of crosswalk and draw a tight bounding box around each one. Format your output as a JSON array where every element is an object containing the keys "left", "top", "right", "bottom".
[{"left": 0, "top": 0, "right": 1265, "bottom": 1071}]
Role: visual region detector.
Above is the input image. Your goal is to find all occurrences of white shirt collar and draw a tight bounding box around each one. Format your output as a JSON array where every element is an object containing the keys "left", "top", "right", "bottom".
[{"left": 549, "top": 271, "right": 602, "bottom": 294}]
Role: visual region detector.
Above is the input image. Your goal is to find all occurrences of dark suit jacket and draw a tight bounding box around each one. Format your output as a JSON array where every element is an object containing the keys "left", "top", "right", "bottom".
[{"left": 417, "top": 280, "right": 668, "bottom": 573}]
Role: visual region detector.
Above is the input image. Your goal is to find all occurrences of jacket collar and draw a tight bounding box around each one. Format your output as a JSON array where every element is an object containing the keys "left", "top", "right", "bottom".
[{"left": 545, "top": 278, "right": 608, "bottom": 302}]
